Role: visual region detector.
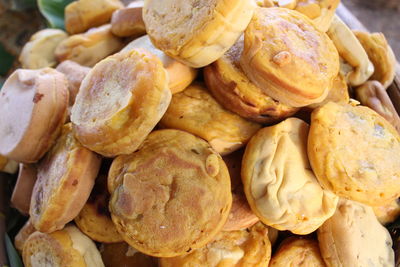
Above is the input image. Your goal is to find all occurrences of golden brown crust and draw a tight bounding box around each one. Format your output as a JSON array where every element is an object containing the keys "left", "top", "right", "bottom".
[
  {"left": 100, "top": 242, "right": 158, "bottom": 267},
  {"left": 11, "top": 163, "right": 37, "bottom": 215},
  {"left": 308, "top": 102, "right": 400, "bottom": 206},
  {"left": 75, "top": 173, "right": 123, "bottom": 243},
  {"left": 372, "top": 198, "right": 400, "bottom": 225},
  {"left": 71, "top": 48, "right": 171, "bottom": 157},
  {"left": 204, "top": 37, "right": 298, "bottom": 124},
  {"left": 65, "top": 0, "right": 124, "bottom": 34},
  {"left": 143, "top": 0, "right": 256, "bottom": 67},
  {"left": 111, "top": 1, "right": 146, "bottom": 37},
  {"left": 160, "top": 83, "right": 261, "bottom": 155},
  {"left": 242, "top": 118, "right": 338, "bottom": 234},
  {"left": 15, "top": 220, "right": 36, "bottom": 253},
  {"left": 108, "top": 129, "right": 232, "bottom": 257},
  {"left": 269, "top": 237, "right": 325, "bottom": 267},
  {"left": 55, "top": 24, "right": 124, "bottom": 67},
  {"left": 354, "top": 31, "right": 397, "bottom": 89},
  {"left": 307, "top": 74, "right": 349, "bottom": 109},
  {"left": 159, "top": 222, "right": 271, "bottom": 267},
  {"left": 240, "top": 7, "right": 339, "bottom": 107},
  {"left": 317, "top": 199, "right": 394, "bottom": 267},
  {"left": 0, "top": 68, "right": 69, "bottom": 163},
  {"left": 30, "top": 124, "right": 101, "bottom": 233}
]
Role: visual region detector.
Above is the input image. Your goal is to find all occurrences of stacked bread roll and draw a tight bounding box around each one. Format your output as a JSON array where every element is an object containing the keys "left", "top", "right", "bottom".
[{"left": 1, "top": 0, "right": 399, "bottom": 266}]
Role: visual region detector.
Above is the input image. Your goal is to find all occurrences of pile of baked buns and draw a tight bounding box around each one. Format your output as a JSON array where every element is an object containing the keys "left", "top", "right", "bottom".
[{"left": 1, "top": 0, "right": 400, "bottom": 266}]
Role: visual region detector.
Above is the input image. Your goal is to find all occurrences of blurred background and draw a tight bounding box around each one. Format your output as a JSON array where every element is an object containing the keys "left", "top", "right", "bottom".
[{"left": 0, "top": 0, "right": 399, "bottom": 83}]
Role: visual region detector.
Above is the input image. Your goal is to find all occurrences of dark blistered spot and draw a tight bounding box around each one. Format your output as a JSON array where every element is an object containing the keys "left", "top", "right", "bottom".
[
  {"left": 72, "top": 179, "right": 78, "bottom": 186},
  {"left": 186, "top": 248, "right": 192, "bottom": 253},
  {"left": 179, "top": 115, "right": 184, "bottom": 119},
  {"left": 33, "top": 93, "right": 44, "bottom": 103},
  {"left": 191, "top": 149, "right": 200, "bottom": 154},
  {"left": 97, "top": 203, "right": 111, "bottom": 217}
]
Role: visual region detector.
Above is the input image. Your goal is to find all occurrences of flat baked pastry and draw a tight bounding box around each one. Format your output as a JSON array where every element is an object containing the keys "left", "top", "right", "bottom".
[
  {"left": 108, "top": 129, "right": 232, "bottom": 257},
  {"left": 240, "top": 7, "right": 339, "bottom": 107},
  {"left": 354, "top": 30, "right": 397, "bottom": 89},
  {"left": 0, "top": 68, "right": 69, "bottom": 163},
  {"left": 71, "top": 48, "right": 171, "bottom": 157},
  {"left": 111, "top": 1, "right": 146, "bottom": 38},
  {"left": 100, "top": 242, "right": 158, "bottom": 267},
  {"left": 15, "top": 220, "right": 36, "bottom": 253},
  {"left": 159, "top": 222, "right": 271, "bottom": 267},
  {"left": 318, "top": 199, "right": 394, "bottom": 267},
  {"left": 242, "top": 118, "right": 338, "bottom": 234},
  {"left": 308, "top": 102, "right": 400, "bottom": 206},
  {"left": 308, "top": 74, "right": 349, "bottom": 109},
  {"left": 55, "top": 24, "right": 124, "bottom": 67},
  {"left": 143, "top": 0, "right": 256, "bottom": 67},
  {"left": 122, "top": 35, "right": 197, "bottom": 94},
  {"left": 74, "top": 172, "right": 123, "bottom": 243},
  {"left": 204, "top": 36, "right": 298, "bottom": 123},
  {"left": 160, "top": 83, "right": 261, "bottom": 156},
  {"left": 30, "top": 124, "right": 101, "bottom": 233},
  {"left": 22, "top": 225, "right": 105, "bottom": 267},
  {"left": 269, "top": 237, "right": 325, "bottom": 267}
]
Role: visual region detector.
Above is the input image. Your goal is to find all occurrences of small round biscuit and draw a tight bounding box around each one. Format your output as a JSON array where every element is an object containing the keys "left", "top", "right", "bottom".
[
  {"left": 308, "top": 74, "right": 349, "bottom": 109},
  {"left": 111, "top": 1, "right": 146, "bottom": 37},
  {"left": 222, "top": 150, "right": 259, "bottom": 232},
  {"left": 108, "top": 129, "right": 232, "bottom": 257},
  {"left": 242, "top": 118, "right": 339, "bottom": 234},
  {"left": 143, "top": 0, "right": 256, "bottom": 68},
  {"left": 354, "top": 31, "right": 396, "bottom": 89},
  {"left": 75, "top": 173, "right": 123, "bottom": 243},
  {"left": 122, "top": 35, "right": 197, "bottom": 94},
  {"left": 55, "top": 24, "right": 124, "bottom": 67},
  {"left": 159, "top": 222, "right": 271, "bottom": 267},
  {"left": 71, "top": 48, "right": 171, "bottom": 157},
  {"left": 308, "top": 102, "right": 400, "bottom": 206},
  {"left": 373, "top": 198, "right": 400, "bottom": 225},
  {"left": 160, "top": 83, "right": 261, "bottom": 155},
  {"left": 241, "top": 7, "right": 339, "bottom": 107},
  {"left": 56, "top": 60, "right": 91, "bottom": 106},
  {"left": 269, "top": 237, "right": 325, "bottom": 267},
  {"left": 65, "top": 0, "right": 124, "bottom": 34},
  {"left": 22, "top": 225, "right": 105, "bottom": 267},
  {"left": 204, "top": 36, "right": 298, "bottom": 124},
  {"left": 11, "top": 164, "right": 37, "bottom": 215},
  {"left": 19, "top": 29, "right": 68, "bottom": 69},
  {"left": 15, "top": 220, "right": 36, "bottom": 253},
  {"left": 30, "top": 124, "right": 101, "bottom": 233},
  {"left": 318, "top": 199, "right": 394, "bottom": 267},
  {"left": 100, "top": 242, "right": 158, "bottom": 267},
  {"left": 0, "top": 68, "right": 69, "bottom": 163}
]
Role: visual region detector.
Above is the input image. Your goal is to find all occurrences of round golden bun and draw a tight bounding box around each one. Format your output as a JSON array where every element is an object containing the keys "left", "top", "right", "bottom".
[
  {"left": 22, "top": 225, "right": 105, "bottom": 267},
  {"left": 122, "top": 35, "right": 197, "bottom": 94},
  {"left": 160, "top": 83, "right": 261, "bottom": 155},
  {"left": 143, "top": 0, "right": 256, "bottom": 67},
  {"left": 269, "top": 237, "right": 325, "bottom": 267},
  {"left": 19, "top": 29, "right": 68, "bottom": 69},
  {"left": 30, "top": 124, "right": 101, "bottom": 233},
  {"left": 240, "top": 7, "right": 339, "bottom": 107},
  {"left": 159, "top": 222, "right": 271, "bottom": 267},
  {"left": 71, "top": 48, "right": 171, "bottom": 157},
  {"left": 242, "top": 118, "right": 338, "bottom": 234},
  {"left": 65, "top": 0, "right": 123, "bottom": 34},
  {"left": 308, "top": 102, "right": 400, "bottom": 206},
  {"left": 100, "top": 242, "right": 158, "bottom": 267},
  {"left": 111, "top": 1, "right": 146, "bottom": 37},
  {"left": 318, "top": 199, "right": 394, "bottom": 267},
  {"left": 0, "top": 68, "right": 69, "bottom": 163},
  {"left": 55, "top": 24, "right": 124, "bottom": 67},
  {"left": 108, "top": 129, "right": 232, "bottom": 257},
  {"left": 204, "top": 36, "right": 298, "bottom": 123}
]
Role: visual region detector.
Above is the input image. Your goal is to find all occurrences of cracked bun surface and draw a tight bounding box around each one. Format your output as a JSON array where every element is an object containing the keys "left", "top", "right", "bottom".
[
  {"left": 143, "top": 0, "right": 256, "bottom": 67},
  {"left": 30, "top": 124, "right": 101, "bottom": 233},
  {"left": 71, "top": 48, "right": 171, "bottom": 157},
  {"left": 240, "top": 7, "right": 339, "bottom": 107},
  {"left": 159, "top": 222, "right": 271, "bottom": 267},
  {"left": 108, "top": 129, "right": 232, "bottom": 257},
  {"left": 308, "top": 102, "right": 400, "bottom": 206},
  {"left": 242, "top": 118, "right": 338, "bottom": 234},
  {"left": 0, "top": 68, "right": 69, "bottom": 163},
  {"left": 204, "top": 36, "right": 298, "bottom": 124},
  {"left": 160, "top": 83, "right": 261, "bottom": 156}
]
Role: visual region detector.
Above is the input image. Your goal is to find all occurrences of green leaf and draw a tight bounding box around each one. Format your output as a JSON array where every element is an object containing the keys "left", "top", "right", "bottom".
[
  {"left": 0, "top": 44, "right": 14, "bottom": 76},
  {"left": 4, "top": 234, "right": 23, "bottom": 267},
  {"left": 37, "top": 0, "right": 75, "bottom": 29}
]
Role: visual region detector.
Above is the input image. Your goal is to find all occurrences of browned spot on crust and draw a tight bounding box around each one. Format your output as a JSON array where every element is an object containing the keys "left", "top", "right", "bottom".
[{"left": 32, "top": 93, "right": 44, "bottom": 103}]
